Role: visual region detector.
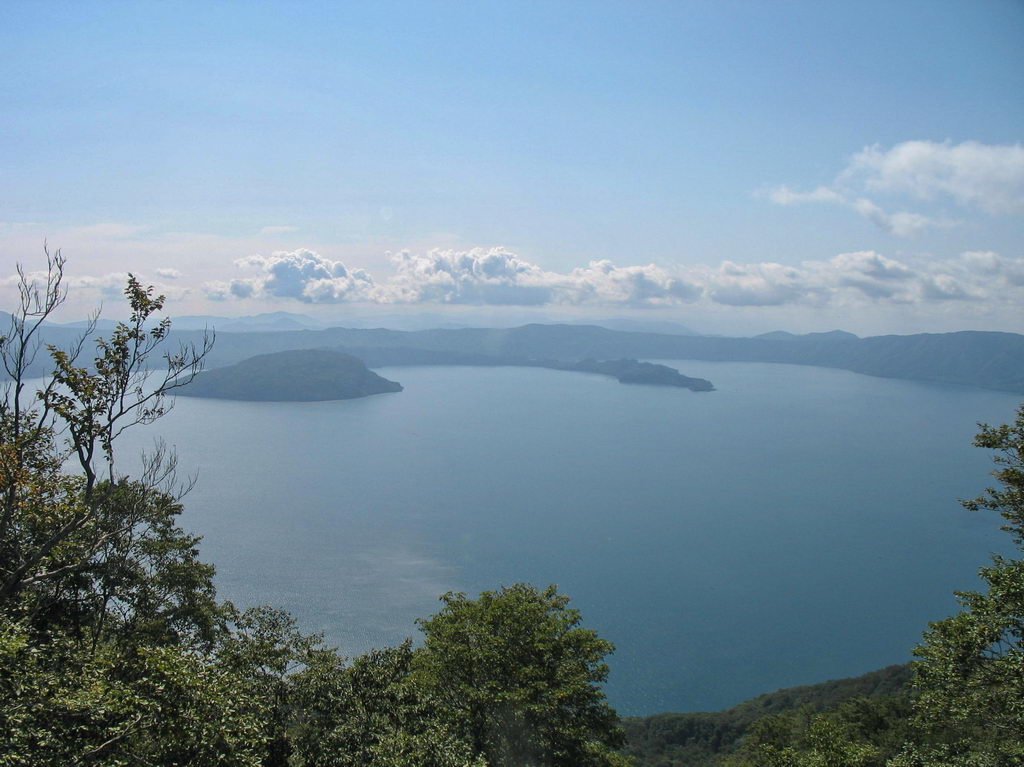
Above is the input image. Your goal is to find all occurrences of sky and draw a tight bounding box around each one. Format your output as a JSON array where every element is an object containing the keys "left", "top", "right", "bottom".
[{"left": 1, "top": 0, "right": 1022, "bottom": 335}]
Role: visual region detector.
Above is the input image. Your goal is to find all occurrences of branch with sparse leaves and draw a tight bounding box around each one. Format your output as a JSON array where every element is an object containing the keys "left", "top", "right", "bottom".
[{"left": 1, "top": 251, "right": 214, "bottom": 609}]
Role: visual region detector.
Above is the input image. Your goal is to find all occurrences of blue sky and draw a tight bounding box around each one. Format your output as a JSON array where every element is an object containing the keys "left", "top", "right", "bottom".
[{"left": 2, "top": 1, "right": 1022, "bottom": 333}]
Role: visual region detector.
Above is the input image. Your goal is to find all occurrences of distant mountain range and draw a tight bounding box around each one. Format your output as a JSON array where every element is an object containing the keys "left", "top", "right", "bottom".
[
  {"left": 181, "top": 323, "right": 1023, "bottom": 393},
  {"left": 6, "top": 314, "right": 1023, "bottom": 393}
]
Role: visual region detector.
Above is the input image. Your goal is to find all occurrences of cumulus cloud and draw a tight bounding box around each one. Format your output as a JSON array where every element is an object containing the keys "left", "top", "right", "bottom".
[
  {"left": 0, "top": 270, "right": 133, "bottom": 300},
  {"left": 703, "top": 261, "right": 819, "bottom": 307},
  {"left": 2, "top": 268, "right": 192, "bottom": 305},
  {"left": 208, "top": 247, "right": 702, "bottom": 308},
  {"left": 201, "top": 245, "right": 1023, "bottom": 311},
  {"left": 156, "top": 267, "right": 182, "bottom": 279},
  {"left": 385, "top": 248, "right": 701, "bottom": 306},
  {"left": 386, "top": 248, "right": 554, "bottom": 305},
  {"left": 766, "top": 139, "right": 1023, "bottom": 236},
  {"left": 958, "top": 251, "right": 1024, "bottom": 288},
  {"left": 819, "top": 251, "right": 915, "bottom": 301},
  {"left": 700, "top": 250, "right": 1021, "bottom": 307},
  {"left": 69, "top": 272, "right": 134, "bottom": 297},
  {"left": 208, "top": 248, "right": 377, "bottom": 303}
]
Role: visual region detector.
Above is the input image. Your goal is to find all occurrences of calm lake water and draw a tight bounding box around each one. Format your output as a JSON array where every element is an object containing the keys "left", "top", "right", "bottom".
[{"left": 111, "top": 361, "right": 1019, "bottom": 715}]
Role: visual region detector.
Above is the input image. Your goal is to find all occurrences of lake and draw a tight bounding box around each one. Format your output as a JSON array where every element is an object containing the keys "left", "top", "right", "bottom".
[{"left": 113, "top": 360, "right": 1020, "bottom": 715}]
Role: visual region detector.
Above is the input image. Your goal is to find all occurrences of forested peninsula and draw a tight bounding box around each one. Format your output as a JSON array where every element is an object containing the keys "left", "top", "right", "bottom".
[
  {"left": 177, "top": 348, "right": 714, "bottom": 400},
  {"left": 177, "top": 349, "right": 403, "bottom": 401}
]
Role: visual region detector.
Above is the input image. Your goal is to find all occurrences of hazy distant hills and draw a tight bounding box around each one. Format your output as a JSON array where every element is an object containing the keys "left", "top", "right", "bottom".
[
  {"left": 6, "top": 312, "right": 1023, "bottom": 393},
  {"left": 176, "top": 349, "right": 402, "bottom": 401},
  {"left": 337, "top": 348, "right": 714, "bottom": 391},
  {"left": 179, "top": 324, "right": 1023, "bottom": 393}
]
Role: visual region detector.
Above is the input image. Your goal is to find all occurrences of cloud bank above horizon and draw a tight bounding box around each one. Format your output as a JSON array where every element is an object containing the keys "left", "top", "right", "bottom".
[{"left": 196, "top": 245, "right": 1024, "bottom": 312}]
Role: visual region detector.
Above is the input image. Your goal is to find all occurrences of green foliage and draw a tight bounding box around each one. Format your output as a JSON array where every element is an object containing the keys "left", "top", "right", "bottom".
[
  {"left": 0, "top": 621, "right": 267, "bottom": 767},
  {"left": 416, "top": 583, "right": 627, "bottom": 767},
  {"left": 902, "top": 405, "right": 1024, "bottom": 765},
  {"left": 621, "top": 665, "right": 913, "bottom": 767},
  {"left": 290, "top": 641, "right": 485, "bottom": 767},
  {"left": 720, "top": 702, "right": 907, "bottom": 767}
]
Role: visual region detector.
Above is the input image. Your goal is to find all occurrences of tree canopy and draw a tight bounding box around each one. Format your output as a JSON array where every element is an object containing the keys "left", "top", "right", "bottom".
[
  {"left": 415, "top": 584, "right": 628, "bottom": 767},
  {"left": 900, "top": 405, "right": 1024, "bottom": 766}
]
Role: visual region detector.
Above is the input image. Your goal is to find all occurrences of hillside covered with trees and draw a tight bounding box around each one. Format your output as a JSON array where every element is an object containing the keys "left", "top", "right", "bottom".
[{"left": 177, "top": 348, "right": 403, "bottom": 401}]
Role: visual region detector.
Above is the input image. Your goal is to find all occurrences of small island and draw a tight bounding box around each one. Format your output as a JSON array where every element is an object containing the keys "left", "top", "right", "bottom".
[
  {"left": 547, "top": 358, "right": 715, "bottom": 390},
  {"left": 178, "top": 349, "right": 403, "bottom": 402}
]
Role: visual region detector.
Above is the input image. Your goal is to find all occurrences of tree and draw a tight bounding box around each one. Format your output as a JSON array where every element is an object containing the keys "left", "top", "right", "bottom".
[
  {"left": 720, "top": 705, "right": 893, "bottom": 767},
  {"left": 1, "top": 249, "right": 213, "bottom": 613},
  {"left": 415, "top": 583, "right": 629, "bottom": 767},
  {"left": 289, "top": 640, "right": 485, "bottom": 767},
  {"left": 0, "top": 253, "right": 256, "bottom": 765},
  {"left": 897, "top": 404, "right": 1024, "bottom": 765}
]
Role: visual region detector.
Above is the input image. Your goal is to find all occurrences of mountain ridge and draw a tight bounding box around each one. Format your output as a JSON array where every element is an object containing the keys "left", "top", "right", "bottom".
[{"left": 7, "top": 317, "right": 1023, "bottom": 393}]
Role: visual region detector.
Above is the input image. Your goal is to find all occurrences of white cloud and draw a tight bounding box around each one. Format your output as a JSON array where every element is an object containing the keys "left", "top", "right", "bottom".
[
  {"left": 385, "top": 248, "right": 553, "bottom": 305},
  {"left": 918, "top": 273, "right": 973, "bottom": 302},
  {"left": 766, "top": 139, "right": 1023, "bottom": 236},
  {"left": 567, "top": 259, "right": 703, "bottom": 305},
  {"left": 766, "top": 185, "right": 845, "bottom": 206},
  {"left": 700, "top": 249, "right": 1023, "bottom": 308},
  {"left": 202, "top": 245, "right": 1024, "bottom": 311},
  {"left": 820, "top": 251, "right": 915, "bottom": 301},
  {"left": 704, "top": 261, "right": 820, "bottom": 307},
  {"left": 850, "top": 198, "right": 936, "bottom": 238},
  {"left": 1, "top": 268, "right": 190, "bottom": 305},
  {"left": 8, "top": 239, "right": 1022, "bottom": 323},
  {"left": 764, "top": 183, "right": 940, "bottom": 237},
  {"left": 68, "top": 272, "right": 133, "bottom": 296},
  {"left": 208, "top": 247, "right": 703, "bottom": 308},
  {"left": 957, "top": 250, "right": 1024, "bottom": 288},
  {"left": 843, "top": 140, "right": 1024, "bottom": 214},
  {"left": 1, "top": 269, "right": 133, "bottom": 300},
  {"left": 386, "top": 248, "right": 702, "bottom": 307},
  {"left": 205, "top": 248, "right": 377, "bottom": 303}
]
